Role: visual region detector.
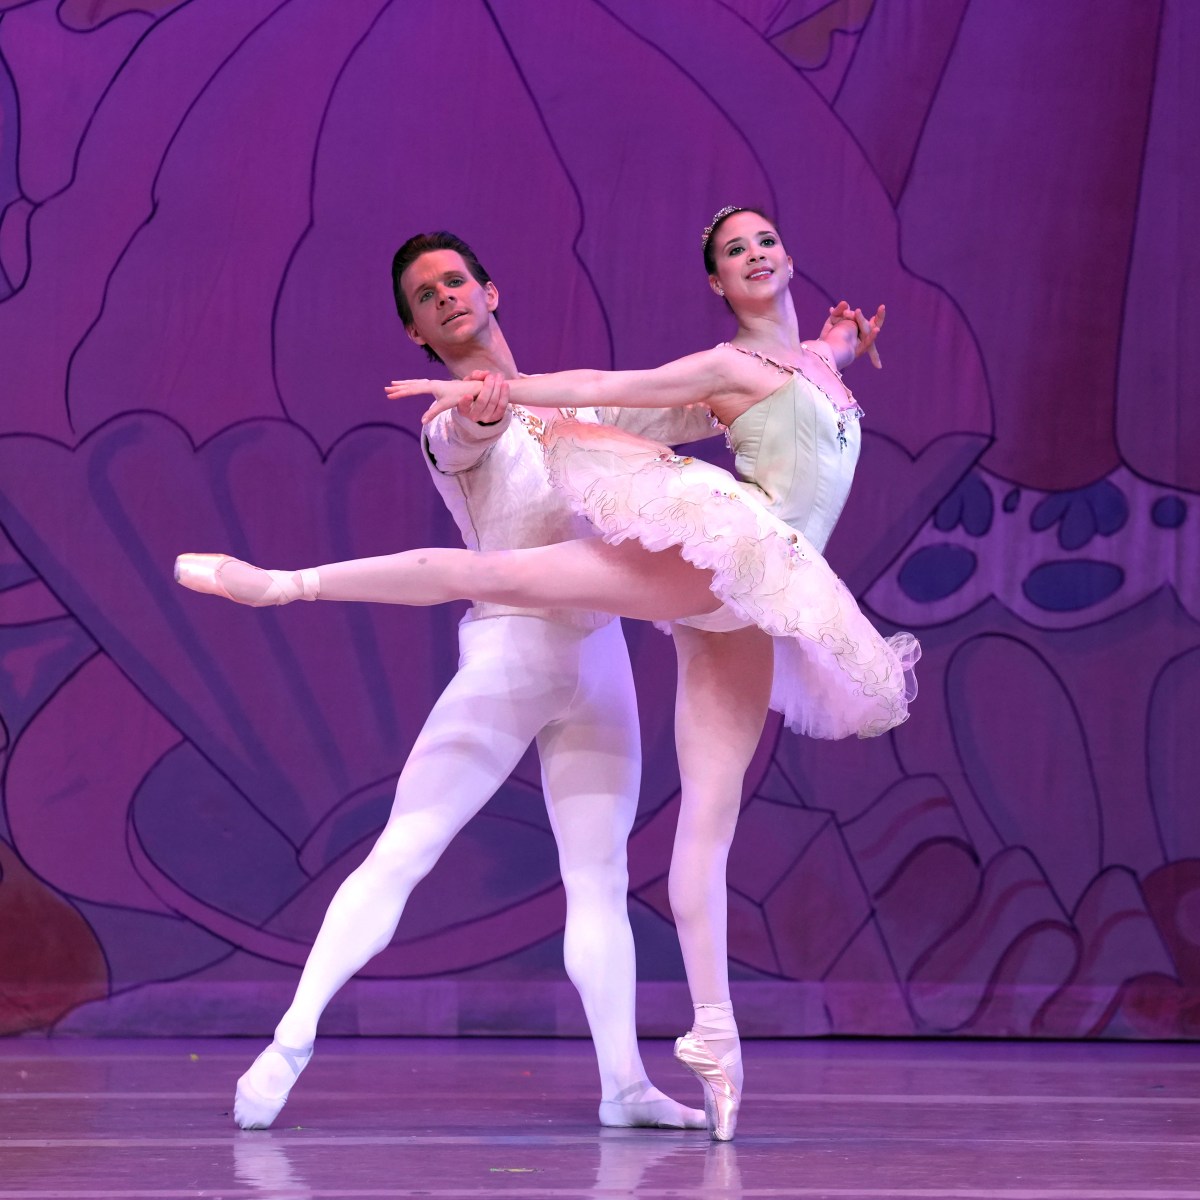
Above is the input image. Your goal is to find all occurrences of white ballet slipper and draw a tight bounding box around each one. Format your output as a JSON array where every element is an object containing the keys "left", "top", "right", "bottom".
[{"left": 232, "top": 1041, "right": 313, "bottom": 1130}]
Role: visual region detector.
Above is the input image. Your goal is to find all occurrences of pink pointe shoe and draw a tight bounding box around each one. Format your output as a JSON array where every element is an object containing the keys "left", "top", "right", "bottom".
[
  {"left": 674, "top": 1031, "right": 741, "bottom": 1141},
  {"left": 174, "top": 553, "right": 320, "bottom": 607}
]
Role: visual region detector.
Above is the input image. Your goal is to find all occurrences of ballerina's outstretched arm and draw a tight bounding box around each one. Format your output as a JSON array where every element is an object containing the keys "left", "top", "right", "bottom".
[
  {"left": 386, "top": 345, "right": 756, "bottom": 426},
  {"left": 387, "top": 305, "right": 885, "bottom": 424}
]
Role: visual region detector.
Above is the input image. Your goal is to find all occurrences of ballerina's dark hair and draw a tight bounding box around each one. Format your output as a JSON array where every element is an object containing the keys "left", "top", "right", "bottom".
[
  {"left": 701, "top": 206, "right": 777, "bottom": 275},
  {"left": 391, "top": 231, "right": 497, "bottom": 363}
]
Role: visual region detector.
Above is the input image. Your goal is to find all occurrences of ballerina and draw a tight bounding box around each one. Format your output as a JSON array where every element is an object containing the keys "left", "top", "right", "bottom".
[{"left": 177, "top": 207, "right": 918, "bottom": 1139}]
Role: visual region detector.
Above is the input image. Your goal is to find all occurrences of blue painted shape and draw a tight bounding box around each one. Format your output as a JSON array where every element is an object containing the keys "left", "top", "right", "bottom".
[
  {"left": 1030, "top": 492, "right": 1070, "bottom": 533},
  {"left": 963, "top": 479, "right": 993, "bottom": 535},
  {"left": 1087, "top": 479, "right": 1128, "bottom": 536},
  {"left": 132, "top": 743, "right": 308, "bottom": 926},
  {"left": 1003, "top": 488, "right": 1020, "bottom": 513},
  {"left": 1022, "top": 560, "right": 1124, "bottom": 611},
  {"left": 934, "top": 473, "right": 993, "bottom": 536},
  {"left": 933, "top": 490, "right": 962, "bottom": 532},
  {"left": 898, "top": 544, "right": 978, "bottom": 602},
  {"left": 1152, "top": 495, "right": 1186, "bottom": 529},
  {"left": 0, "top": 618, "right": 97, "bottom": 744},
  {"left": 1031, "top": 482, "right": 1129, "bottom": 550},
  {"left": 0, "top": 561, "right": 36, "bottom": 589},
  {"left": 1059, "top": 498, "right": 1096, "bottom": 550}
]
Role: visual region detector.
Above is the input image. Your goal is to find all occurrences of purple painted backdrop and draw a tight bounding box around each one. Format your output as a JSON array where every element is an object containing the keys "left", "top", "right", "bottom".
[{"left": 0, "top": 0, "right": 1196, "bottom": 1039}]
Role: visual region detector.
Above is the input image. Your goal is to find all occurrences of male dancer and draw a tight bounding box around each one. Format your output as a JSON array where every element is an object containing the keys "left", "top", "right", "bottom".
[{"left": 231, "top": 231, "right": 714, "bottom": 1131}]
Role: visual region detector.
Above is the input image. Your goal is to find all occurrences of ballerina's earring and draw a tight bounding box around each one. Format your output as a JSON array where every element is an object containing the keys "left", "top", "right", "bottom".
[
  {"left": 715, "top": 284, "right": 725, "bottom": 297},
  {"left": 788, "top": 267, "right": 794, "bottom": 279}
]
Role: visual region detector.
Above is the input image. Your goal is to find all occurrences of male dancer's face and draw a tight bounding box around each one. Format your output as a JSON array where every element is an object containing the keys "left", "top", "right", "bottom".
[{"left": 400, "top": 249, "right": 499, "bottom": 362}]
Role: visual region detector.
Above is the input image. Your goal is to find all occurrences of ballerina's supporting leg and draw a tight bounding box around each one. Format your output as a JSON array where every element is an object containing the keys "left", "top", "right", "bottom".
[
  {"left": 667, "top": 623, "right": 774, "bottom": 1141},
  {"left": 176, "top": 537, "right": 722, "bottom": 624}
]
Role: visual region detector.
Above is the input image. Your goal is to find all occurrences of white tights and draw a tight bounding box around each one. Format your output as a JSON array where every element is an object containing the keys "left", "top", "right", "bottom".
[
  {"left": 669, "top": 624, "right": 773, "bottom": 1031},
  {"left": 299, "top": 537, "right": 722, "bottom": 622},
  {"left": 272, "top": 616, "right": 648, "bottom": 1098},
  {"left": 231, "top": 539, "right": 776, "bottom": 1067}
]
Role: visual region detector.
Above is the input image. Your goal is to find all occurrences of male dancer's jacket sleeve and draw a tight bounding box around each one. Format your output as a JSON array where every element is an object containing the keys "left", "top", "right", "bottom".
[
  {"left": 418, "top": 405, "right": 610, "bottom": 629},
  {"left": 422, "top": 407, "right": 513, "bottom": 476}
]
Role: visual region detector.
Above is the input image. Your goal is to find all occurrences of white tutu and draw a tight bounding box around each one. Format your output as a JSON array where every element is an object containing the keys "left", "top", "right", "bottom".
[{"left": 541, "top": 418, "right": 919, "bottom": 739}]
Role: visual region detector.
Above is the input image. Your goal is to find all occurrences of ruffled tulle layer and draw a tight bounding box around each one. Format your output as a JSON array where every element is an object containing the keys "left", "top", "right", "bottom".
[{"left": 542, "top": 419, "right": 919, "bottom": 739}]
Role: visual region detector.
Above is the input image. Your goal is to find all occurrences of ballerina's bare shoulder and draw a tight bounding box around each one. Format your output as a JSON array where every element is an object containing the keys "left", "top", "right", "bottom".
[{"left": 707, "top": 341, "right": 854, "bottom": 427}]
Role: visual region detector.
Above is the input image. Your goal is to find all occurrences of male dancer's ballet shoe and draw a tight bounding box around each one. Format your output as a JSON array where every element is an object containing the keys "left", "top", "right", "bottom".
[
  {"left": 673, "top": 1031, "right": 741, "bottom": 1141},
  {"left": 598, "top": 1081, "right": 706, "bottom": 1129},
  {"left": 174, "top": 553, "right": 320, "bottom": 607},
  {"left": 232, "top": 1041, "right": 313, "bottom": 1130}
]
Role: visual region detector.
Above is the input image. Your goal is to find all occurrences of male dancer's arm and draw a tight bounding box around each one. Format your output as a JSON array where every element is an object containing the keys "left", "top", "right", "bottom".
[{"left": 422, "top": 405, "right": 511, "bottom": 475}]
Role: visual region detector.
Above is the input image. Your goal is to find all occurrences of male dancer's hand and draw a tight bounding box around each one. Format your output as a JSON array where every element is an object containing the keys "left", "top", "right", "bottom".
[{"left": 460, "top": 371, "right": 512, "bottom": 425}]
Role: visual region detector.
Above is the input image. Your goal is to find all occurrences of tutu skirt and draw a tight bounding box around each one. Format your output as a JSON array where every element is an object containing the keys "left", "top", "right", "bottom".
[{"left": 542, "top": 418, "right": 919, "bottom": 739}]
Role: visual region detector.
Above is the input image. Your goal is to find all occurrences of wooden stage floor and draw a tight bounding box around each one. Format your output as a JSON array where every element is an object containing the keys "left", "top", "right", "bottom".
[{"left": 2, "top": 1037, "right": 1199, "bottom": 1198}]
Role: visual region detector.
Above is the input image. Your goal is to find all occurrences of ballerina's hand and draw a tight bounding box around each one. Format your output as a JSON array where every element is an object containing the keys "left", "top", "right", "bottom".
[
  {"left": 855, "top": 303, "right": 885, "bottom": 369},
  {"left": 820, "top": 300, "right": 856, "bottom": 341},
  {"left": 384, "top": 377, "right": 483, "bottom": 423},
  {"left": 822, "top": 301, "right": 885, "bottom": 368}
]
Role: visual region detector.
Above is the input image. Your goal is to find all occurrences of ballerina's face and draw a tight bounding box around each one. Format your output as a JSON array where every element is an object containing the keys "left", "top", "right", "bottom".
[
  {"left": 708, "top": 211, "right": 792, "bottom": 309},
  {"left": 400, "top": 249, "right": 499, "bottom": 357}
]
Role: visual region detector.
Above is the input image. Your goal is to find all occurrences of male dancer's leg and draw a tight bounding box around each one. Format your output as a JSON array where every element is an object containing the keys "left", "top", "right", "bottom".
[
  {"left": 667, "top": 623, "right": 773, "bottom": 1138},
  {"left": 235, "top": 616, "right": 578, "bottom": 1128},
  {"left": 534, "top": 620, "right": 703, "bottom": 1129}
]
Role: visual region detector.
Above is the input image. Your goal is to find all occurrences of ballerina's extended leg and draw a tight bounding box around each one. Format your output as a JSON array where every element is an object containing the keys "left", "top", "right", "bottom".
[{"left": 176, "top": 538, "right": 721, "bottom": 623}]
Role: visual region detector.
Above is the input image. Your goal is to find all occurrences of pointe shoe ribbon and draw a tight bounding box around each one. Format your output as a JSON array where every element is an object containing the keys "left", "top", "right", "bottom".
[
  {"left": 175, "top": 553, "right": 320, "bottom": 606},
  {"left": 674, "top": 1031, "right": 741, "bottom": 1141},
  {"left": 233, "top": 1041, "right": 313, "bottom": 1130}
]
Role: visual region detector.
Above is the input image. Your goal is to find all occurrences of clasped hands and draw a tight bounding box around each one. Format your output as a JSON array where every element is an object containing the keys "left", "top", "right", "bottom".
[
  {"left": 384, "top": 370, "right": 503, "bottom": 424},
  {"left": 822, "top": 301, "right": 885, "bottom": 369}
]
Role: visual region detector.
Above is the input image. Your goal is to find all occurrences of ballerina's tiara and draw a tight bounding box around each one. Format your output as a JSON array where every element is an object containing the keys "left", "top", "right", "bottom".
[{"left": 701, "top": 205, "right": 744, "bottom": 249}]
